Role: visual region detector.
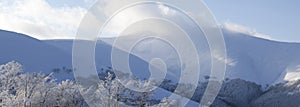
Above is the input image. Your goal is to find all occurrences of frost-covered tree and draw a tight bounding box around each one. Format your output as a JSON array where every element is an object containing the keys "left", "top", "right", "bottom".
[
  {"left": 51, "top": 80, "right": 85, "bottom": 107},
  {"left": 121, "top": 80, "right": 155, "bottom": 106},
  {"left": 95, "top": 72, "right": 125, "bottom": 106},
  {"left": 0, "top": 61, "right": 23, "bottom": 106},
  {"left": 16, "top": 73, "right": 55, "bottom": 106},
  {"left": 0, "top": 61, "right": 85, "bottom": 107},
  {"left": 83, "top": 72, "right": 154, "bottom": 106}
]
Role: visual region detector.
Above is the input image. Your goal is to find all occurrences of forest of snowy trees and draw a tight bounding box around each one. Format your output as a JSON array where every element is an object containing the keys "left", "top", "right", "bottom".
[
  {"left": 0, "top": 61, "right": 176, "bottom": 107},
  {"left": 2, "top": 61, "right": 300, "bottom": 107}
]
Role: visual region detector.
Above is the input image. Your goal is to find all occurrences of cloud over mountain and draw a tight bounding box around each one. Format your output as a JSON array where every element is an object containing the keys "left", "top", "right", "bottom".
[
  {"left": 223, "top": 21, "right": 272, "bottom": 40},
  {"left": 0, "top": 0, "right": 87, "bottom": 39}
]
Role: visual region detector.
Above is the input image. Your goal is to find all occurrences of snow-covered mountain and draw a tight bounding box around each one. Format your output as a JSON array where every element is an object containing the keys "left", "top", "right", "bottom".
[
  {"left": 224, "top": 29, "right": 300, "bottom": 86},
  {"left": 99, "top": 29, "right": 300, "bottom": 86},
  {"left": 2, "top": 29, "right": 300, "bottom": 106},
  {"left": 2, "top": 29, "right": 300, "bottom": 86},
  {"left": 0, "top": 30, "right": 164, "bottom": 81}
]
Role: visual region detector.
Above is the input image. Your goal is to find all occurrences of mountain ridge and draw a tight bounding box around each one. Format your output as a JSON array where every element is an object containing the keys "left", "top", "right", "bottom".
[{"left": 1, "top": 29, "right": 300, "bottom": 86}]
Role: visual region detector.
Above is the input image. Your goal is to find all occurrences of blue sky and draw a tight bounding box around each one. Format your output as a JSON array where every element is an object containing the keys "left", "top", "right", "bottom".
[
  {"left": 204, "top": 0, "right": 300, "bottom": 42},
  {"left": 46, "top": 0, "right": 90, "bottom": 8},
  {"left": 45, "top": 0, "right": 300, "bottom": 42},
  {"left": 0, "top": 0, "right": 299, "bottom": 42}
]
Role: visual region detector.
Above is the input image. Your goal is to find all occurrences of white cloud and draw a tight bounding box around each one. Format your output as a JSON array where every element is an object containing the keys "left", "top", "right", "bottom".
[
  {"left": 2, "top": 0, "right": 271, "bottom": 41},
  {"left": 0, "top": 0, "right": 87, "bottom": 39},
  {"left": 92, "top": 0, "right": 180, "bottom": 38},
  {"left": 0, "top": 0, "right": 171, "bottom": 39},
  {"left": 223, "top": 21, "right": 272, "bottom": 40}
]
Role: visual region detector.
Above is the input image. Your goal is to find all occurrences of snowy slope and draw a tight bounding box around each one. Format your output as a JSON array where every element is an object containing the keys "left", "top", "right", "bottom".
[
  {"left": 45, "top": 39, "right": 180, "bottom": 82},
  {"left": 0, "top": 30, "right": 161, "bottom": 81},
  {"left": 0, "top": 29, "right": 164, "bottom": 81},
  {"left": 224, "top": 29, "right": 300, "bottom": 85},
  {"left": 99, "top": 29, "right": 300, "bottom": 86},
  {"left": 0, "top": 30, "right": 73, "bottom": 80}
]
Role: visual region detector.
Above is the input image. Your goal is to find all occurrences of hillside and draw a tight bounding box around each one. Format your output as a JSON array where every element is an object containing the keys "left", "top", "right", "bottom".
[
  {"left": 99, "top": 29, "right": 300, "bottom": 86},
  {"left": 0, "top": 30, "right": 73, "bottom": 80}
]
